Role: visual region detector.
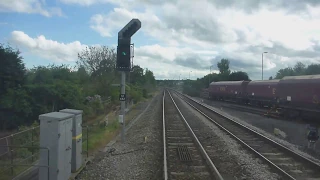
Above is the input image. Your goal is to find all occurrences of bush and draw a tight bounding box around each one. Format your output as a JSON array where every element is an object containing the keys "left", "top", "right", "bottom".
[
  {"left": 128, "top": 85, "right": 143, "bottom": 102},
  {"left": 142, "top": 89, "right": 148, "bottom": 98},
  {"left": 82, "top": 105, "right": 94, "bottom": 117}
]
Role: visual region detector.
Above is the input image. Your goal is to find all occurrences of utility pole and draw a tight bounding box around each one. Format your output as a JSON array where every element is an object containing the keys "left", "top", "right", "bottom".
[
  {"left": 209, "top": 65, "right": 214, "bottom": 86},
  {"left": 262, "top": 52, "right": 268, "bottom": 80},
  {"left": 116, "top": 19, "right": 141, "bottom": 143}
]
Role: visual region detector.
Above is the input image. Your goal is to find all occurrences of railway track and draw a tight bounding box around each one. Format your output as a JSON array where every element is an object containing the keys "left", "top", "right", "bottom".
[
  {"left": 162, "top": 90, "right": 223, "bottom": 180},
  {"left": 172, "top": 90, "right": 320, "bottom": 180},
  {"left": 202, "top": 99, "right": 281, "bottom": 118}
]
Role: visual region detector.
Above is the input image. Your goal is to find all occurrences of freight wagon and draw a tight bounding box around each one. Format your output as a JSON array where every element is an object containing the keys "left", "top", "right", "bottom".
[
  {"left": 209, "top": 81, "right": 249, "bottom": 103},
  {"left": 277, "top": 75, "right": 320, "bottom": 119},
  {"left": 246, "top": 80, "right": 279, "bottom": 107},
  {"left": 203, "top": 75, "right": 320, "bottom": 120}
]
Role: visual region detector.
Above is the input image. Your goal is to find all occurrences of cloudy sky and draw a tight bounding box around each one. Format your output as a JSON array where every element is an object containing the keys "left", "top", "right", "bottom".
[{"left": 1, "top": 0, "right": 320, "bottom": 80}]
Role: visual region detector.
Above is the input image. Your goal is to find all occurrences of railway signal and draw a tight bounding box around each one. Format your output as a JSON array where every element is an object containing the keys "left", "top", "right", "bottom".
[
  {"left": 117, "top": 19, "right": 141, "bottom": 143},
  {"left": 116, "top": 19, "right": 141, "bottom": 71}
]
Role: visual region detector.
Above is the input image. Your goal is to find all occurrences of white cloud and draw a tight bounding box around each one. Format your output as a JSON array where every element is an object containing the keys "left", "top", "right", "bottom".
[
  {"left": 8, "top": 0, "right": 320, "bottom": 80},
  {"left": 0, "top": 0, "right": 63, "bottom": 17},
  {"left": 87, "top": 0, "right": 320, "bottom": 80},
  {"left": 9, "top": 31, "right": 87, "bottom": 62},
  {"left": 59, "top": 0, "right": 126, "bottom": 6},
  {"left": 220, "top": 7, "right": 320, "bottom": 51},
  {"left": 133, "top": 50, "right": 196, "bottom": 80},
  {"left": 134, "top": 44, "right": 221, "bottom": 79}
]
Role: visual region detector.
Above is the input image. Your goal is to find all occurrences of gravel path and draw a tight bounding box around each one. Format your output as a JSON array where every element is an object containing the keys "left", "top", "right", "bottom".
[
  {"left": 172, "top": 93, "right": 280, "bottom": 180},
  {"left": 77, "top": 93, "right": 163, "bottom": 180}
]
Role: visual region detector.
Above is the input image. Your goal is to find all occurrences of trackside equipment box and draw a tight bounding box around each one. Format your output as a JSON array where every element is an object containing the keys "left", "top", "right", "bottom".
[
  {"left": 59, "top": 109, "right": 83, "bottom": 172},
  {"left": 39, "top": 112, "right": 73, "bottom": 180}
]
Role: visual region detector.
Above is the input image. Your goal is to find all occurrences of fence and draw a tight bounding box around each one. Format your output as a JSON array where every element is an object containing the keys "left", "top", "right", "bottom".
[
  {"left": 102, "top": 96, "right": 111, "bottom": 105},
  {"left": 0, "top": 126, "right": 40, "bottom": 179},
  {"left": 82, "top": 126, "right": 89, "bottom": 158},
  {"left": 0, "top": 125, "right": 93, "bottom": 179},
  {"left": 0, "top": 96, "right": 112, "bottom": 179}
]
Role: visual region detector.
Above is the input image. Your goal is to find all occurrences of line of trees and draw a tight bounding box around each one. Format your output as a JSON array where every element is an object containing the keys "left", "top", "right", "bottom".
[
  {"left": 181, "top": 59, "right": 320, "bottom": 97},
  {"left": 270, "top": 62, "right": 320, "bottom": 80},
  {"left": 0, "top": 44, "right": 156, "bottom": 130},
  {"left": 182, "top": 59, "right": 249, "bottom": 96}
]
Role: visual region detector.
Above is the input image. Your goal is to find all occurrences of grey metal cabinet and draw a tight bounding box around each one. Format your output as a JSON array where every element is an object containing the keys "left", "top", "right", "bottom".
[
  {"left": 39, "top": 112, "right": 73, "bottom": 180},
  {"left": 59, "top": 109, "right": 83, "bottom": 172}
]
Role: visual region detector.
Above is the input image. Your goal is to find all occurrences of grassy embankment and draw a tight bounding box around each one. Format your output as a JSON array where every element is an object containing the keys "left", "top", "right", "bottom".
[
  {"left": 82, "top": 90, "right": 159, "bottom": 154},
  {"left": 0, "top": 91, "right": 159, "bottom": 179}
]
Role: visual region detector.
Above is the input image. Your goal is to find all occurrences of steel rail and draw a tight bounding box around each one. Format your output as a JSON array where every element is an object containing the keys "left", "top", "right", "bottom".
[
  {"left": 164, "top": 89, "right": 224, "bottom": 180},
  {"left": 162, "top": 90, "right": 168, "bottom": 180},
  {"left": 172, "top": 89, "right": 320, "bottom": 180}
]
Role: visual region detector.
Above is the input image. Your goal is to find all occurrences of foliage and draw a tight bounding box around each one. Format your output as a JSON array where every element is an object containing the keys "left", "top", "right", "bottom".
[
  {"left": 128, "top": 85, "right": 143, "bottom": 102},
  {"left": 0, "top": 44, "right": 28, "bottom": 129},
  {"left": 217, "top": 58, "right": 231, "bottom": 75},
  {"left": 229, "top": 71, "right": 250, "bottom": 81},
  {"left": 82, "top": 113, "right": 120, "bottom": 154},
  {"left": 130, "top": 65, "right": 144, "bottom": 85},
  {"left": 0, "top": 43, "right": 26, "bottom": 95},
  {"left": 144, "top": 69, "right": 156, "bottom": 87},
  {"left": 294, "top": 62, "right": 306, "bottom": 75},
  {"left": 142, "top": 89, "right": 148, "bottom": 98},
  {"left": 77, "top": 46, "right": 118, "bottom": 98},
  {"left": 305, "top": 64, "right": 320, "bottom": 75},
  {"left": 23, "top": 65, "right": 84, "bottom": 123},
  {"left": 179, "top": 59, "right": 320, "bottom": 97},
  {"left": 181, "top": 58, "right": 251, "bottom": 96},
  {"left": 275, "top": 67, "right": 295, "bottom": 79},
  {"left": 77, "top": 46, "right": 116, "bottom": 77},
  {"left": 274, "top": 62, "right": 320, "bottom": 79},
  {"left": 0, "top": 44, "right": 156, "bottom": 130}
]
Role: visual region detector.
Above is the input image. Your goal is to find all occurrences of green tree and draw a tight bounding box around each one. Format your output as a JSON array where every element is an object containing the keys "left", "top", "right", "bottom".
[
  {"left": 141, "top": 68, "right": 156, "bottom": 98},
  {"left": 273, "top": 62, "right": 320, "bottom": 79},
  {"left": 26, "top": 65, "right": 83, "bottom": 114},
  {"left": 0, "top": 43, "right": 26, "bottom": 96},
  {"left": 228, "top": 71, "right": 249, "bottom": 81},
  {"left": 130, "top": 65, "right": 144, "bottom": 85},
  {"left": 0, "top": 43, "right": 157, "bottom": 130},
  {"left": 206, "top": 73, "right": 219, "bottom": 86},
  {"left": 293, "top": 62, "right": 306, "bottom": 75},
  {"left": 77, "top": 46, "right": 116, "bottom": 77},
  {"left": 217, "top": 59, "right": 231, "bottom": 75},
  {"left": 144, "top": 69, "right": 156, "bottom": 86},
  {"left": 182, "top": 58, "right": 253, "bottom": 97},
  {"left": 77, "top": 45, "right": 118, "bottom": 98},
  {"left": 77, "top": 66, "right": 90, "bottom": 83},
  {"left": 0, "top": 88, "right": 31, "bottom": 129},
  {"left": 217, "top": 59, "right": 231, "bottom": 81},
  {"left": 0, "top": 44, "right": 29, "bottom": 129},
  {"left": 305, "top": 64, "right": 320, "bottom": 75},
  {"left": 275, "top": 67, "right": 295, "bottom": 79}
]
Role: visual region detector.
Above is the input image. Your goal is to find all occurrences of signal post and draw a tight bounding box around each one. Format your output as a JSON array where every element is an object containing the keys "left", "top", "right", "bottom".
[{"left": 116, "top": 19, "right": 141, "bottom": 143}]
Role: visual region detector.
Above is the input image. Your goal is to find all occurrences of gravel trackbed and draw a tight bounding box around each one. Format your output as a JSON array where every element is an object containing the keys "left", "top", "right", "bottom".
[{"left": 77, "top": 93, "right": 163, "bottom": 180}]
